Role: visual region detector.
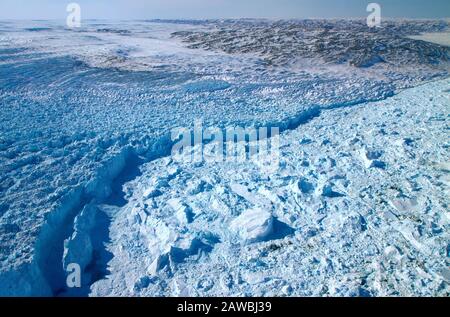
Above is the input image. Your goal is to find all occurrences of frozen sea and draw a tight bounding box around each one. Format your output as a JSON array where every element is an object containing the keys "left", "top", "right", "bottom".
[{"left": 0, "top": 19, "right": 449, "bottom": 296}]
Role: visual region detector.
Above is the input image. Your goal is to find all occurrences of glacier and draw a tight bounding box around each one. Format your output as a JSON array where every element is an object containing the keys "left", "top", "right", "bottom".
[{"left": 0, "top": 19, "right": 449, "bottom": 296}]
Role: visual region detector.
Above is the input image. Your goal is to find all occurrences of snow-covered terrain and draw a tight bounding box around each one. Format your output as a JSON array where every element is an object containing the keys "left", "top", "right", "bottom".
[
  {"left": 0, "top": 19, "right": 449, "bottom": 296},
  {"left": 408, "top": 32, "right": 450, "bottom": 47},
  {"left": 89, "top": 78, "right": 450, "bottom": 297}
]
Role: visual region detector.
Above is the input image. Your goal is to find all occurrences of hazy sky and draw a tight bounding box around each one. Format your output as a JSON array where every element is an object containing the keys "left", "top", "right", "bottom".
[{"left": 0, "top": 0, "right": 449, "bottom": 20}]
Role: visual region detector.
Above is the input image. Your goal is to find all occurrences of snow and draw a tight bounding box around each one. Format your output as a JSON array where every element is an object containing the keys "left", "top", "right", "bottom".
[
  {"left": 230, "top": 208, "right": 274, "bottom": 244},
  {"left": 0, "top": 19, "right": 448, "bottom": 296},
  {"left": 408, "top": 32, "right": 450, "bottom": 47},
  {"left": 91, "top": 78, "right": 449, "bottom": 297}
]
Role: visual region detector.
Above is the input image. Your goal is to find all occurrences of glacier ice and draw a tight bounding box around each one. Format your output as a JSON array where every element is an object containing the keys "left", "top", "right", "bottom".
[
  {"left": 230, "top": 208, "right": 274, "bottom": 244},
  {"left": 0, "top": 19, "right": 449, "bottom": 296}
]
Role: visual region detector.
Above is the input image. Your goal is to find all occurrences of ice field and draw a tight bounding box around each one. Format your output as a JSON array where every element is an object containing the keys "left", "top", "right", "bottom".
[{"left": 0, "top": 19, "right": 449, "bottom": 296}]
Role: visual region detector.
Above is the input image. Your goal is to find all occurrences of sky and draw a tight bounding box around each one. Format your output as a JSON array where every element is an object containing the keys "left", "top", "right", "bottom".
[{"left": 0, "top": 0, "right": 449, "bottom": 20}]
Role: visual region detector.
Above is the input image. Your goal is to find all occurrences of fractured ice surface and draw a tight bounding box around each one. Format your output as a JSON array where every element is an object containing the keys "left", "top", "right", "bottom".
[
  {"left": 0, "top": 19, "right": 449, "bottom": 296},
  {"left": 91, "top": 79, "right": 449, "bottom": 297},
  {"left": 230, "top": 208, "right": 274, "bottom": 244}
]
